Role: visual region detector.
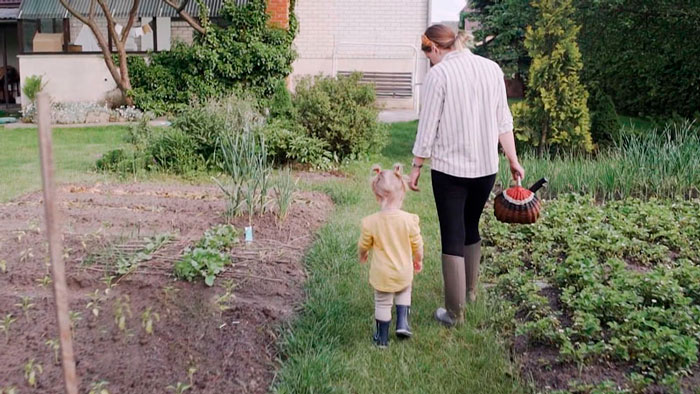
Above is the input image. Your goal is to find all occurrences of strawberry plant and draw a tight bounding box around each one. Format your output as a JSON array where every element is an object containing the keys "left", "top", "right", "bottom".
[{"left": 482, "top": 195, "right": 700, "bottom": 390}]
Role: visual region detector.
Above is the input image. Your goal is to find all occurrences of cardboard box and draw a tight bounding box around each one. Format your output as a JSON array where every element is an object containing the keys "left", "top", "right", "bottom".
[
  {"left": 33, "top": 33, "right": 64, "bottom": 52},
  {"left": 67, "top": 44, "right": 83, "bottom": 53}
]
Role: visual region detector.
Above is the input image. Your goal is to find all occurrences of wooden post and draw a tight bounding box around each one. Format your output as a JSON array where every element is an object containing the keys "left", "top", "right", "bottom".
[
  {"left": 2, "top": 26, "right": 8, "bottom": 109},
  {"left": 37, "top": 93, "right": 80, "bottom": 394}
]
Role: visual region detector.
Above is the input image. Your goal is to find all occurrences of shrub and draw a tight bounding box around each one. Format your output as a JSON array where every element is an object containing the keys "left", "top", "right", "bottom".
[
  {"left": 171, "top": 95, "right": 264, "bottom": 162},
  {"left": 522, "top": 0, "right": 592, "bottom": 153},
  {"left": 128, "top": 0, "right": 297, "bottom": 114},
  {"left": 293, "top": 73, "right": 388, "bottom": 159},
  {"left": 22, "top": 75, "right": 45, "bottom": 102},
  {"left": 148, "top": 129, "right": 206, "bottom": 174},
  {"left": 259, "top": 119, "right": 332, "bottom": 168}
]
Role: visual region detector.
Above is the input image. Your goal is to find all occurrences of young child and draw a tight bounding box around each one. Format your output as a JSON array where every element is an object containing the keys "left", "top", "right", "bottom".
[{"left": 358, "top": 164, "right": 424, "bottom": 348}]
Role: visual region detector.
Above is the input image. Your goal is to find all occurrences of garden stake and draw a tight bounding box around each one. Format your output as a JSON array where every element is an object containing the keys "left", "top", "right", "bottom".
[{"left": 37, "top": 92, "right": 79, "bottom": 394}]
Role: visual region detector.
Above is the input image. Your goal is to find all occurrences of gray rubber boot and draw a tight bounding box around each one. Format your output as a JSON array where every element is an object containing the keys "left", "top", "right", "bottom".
[
  {"left": 435, "top": 254, "right": 466, "bottom": 326},
  {"left": 465, "top": 241, "right": 482, "bottom": 303},
  {"left": 373, "top": 319, "right": 390, "bottom": 348}
]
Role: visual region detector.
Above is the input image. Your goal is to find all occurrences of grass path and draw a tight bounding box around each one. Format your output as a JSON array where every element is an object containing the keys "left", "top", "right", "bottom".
[
  {"left": 0, "top": 126, "right": 129, "bottom": 202},
  {"left": 274, "top": 122, "right": 524, "bottom": 393}
]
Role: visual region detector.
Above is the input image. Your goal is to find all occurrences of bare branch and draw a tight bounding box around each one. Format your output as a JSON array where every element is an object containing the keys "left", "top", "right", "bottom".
[
  {"left": 89, "top": 0, "right": 95, "bottom": 20},
  {"left": 122, "top": 0, "right": 141, "bottom": 44},
  {"left": 96, "top": 0, "right": 121, "bottom": 51},
  {"left": 58, "top": 0, "right": 91, "bottom": 26},
  {"left": 162, "top": 0, "right": 206, "bottom": 34}
]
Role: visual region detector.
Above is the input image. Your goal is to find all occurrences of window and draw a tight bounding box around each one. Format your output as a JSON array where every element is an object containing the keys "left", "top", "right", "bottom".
[{"left": 19, "top": 19, "right": 69, "bottom": 53}]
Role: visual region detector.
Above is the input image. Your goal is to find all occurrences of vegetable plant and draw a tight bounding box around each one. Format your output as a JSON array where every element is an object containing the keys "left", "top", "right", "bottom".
[
  {"left": 23, "top": 359, "right": 42, "bottom": 388},
  {"left": 15, "top": 296, "right": 35, "bottom": 321},
  {"left": 1, "top": 314, "right": 16, "bottom": 343}
]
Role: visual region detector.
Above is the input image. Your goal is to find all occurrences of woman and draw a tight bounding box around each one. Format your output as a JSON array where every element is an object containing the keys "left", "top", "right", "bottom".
[{"left": 409, "top": 25, "right": 525, "bottom": 327}]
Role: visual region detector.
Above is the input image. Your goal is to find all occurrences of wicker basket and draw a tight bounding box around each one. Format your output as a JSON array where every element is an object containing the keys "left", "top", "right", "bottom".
[{"left": 494, "top": 178, "right": 548, "bottom": 224}]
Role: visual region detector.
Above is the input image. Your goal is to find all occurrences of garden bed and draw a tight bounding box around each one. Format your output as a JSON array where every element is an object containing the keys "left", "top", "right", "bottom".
[
  {"left": 0, "top": 182, "right": 332, "bottom": 393},
  {"left": 482, "top": 195, "right": 700, "bottom": 393}
]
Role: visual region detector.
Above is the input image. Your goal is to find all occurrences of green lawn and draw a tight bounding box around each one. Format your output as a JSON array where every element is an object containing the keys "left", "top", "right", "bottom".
[
  {"left": 0, "top": 126, "right": 129, "bottom": 202},
  {"left": 274, "top": 122, "right": 525, "bottom": 393}
]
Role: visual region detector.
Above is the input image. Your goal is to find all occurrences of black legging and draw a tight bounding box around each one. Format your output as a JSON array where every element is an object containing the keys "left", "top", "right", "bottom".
[{"left": 431, "top": 170, "right": 497, "bottom": 256}]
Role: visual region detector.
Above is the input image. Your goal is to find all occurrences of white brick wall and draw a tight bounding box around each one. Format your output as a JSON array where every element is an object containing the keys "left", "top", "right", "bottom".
[
  {"left": 292, "top": 0, "right": 430, "bottom": 108},
  {"left": 294, "top": 0, "right": 428, "bottom": 62},
  {"left": 171, "top": 21, "right": 194, "bottom": 45}
]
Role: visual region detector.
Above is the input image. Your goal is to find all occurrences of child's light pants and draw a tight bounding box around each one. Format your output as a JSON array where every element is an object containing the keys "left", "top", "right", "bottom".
[{"left": 374, "top": 285, "right": 412, "bottom": 321}]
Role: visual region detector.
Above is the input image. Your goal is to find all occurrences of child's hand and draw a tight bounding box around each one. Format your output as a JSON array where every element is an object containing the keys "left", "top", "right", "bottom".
[
  {"left": 359, "top": 251, "right": 369, "bottom": 264},
  {"left": 413, "top": 260, "right": 423, "bottom": 273}
]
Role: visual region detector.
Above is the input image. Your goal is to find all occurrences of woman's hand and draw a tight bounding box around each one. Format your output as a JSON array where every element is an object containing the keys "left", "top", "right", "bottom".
[
  {"left": 510, "top": 160, "right": 525, "bottom": 182},
  {"left": 409, "top": 167, "right": 421, "bottom": 191}
]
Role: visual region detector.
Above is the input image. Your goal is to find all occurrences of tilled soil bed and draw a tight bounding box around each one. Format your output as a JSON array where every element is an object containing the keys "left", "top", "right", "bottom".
[{"left": 0, "top": 182, "right": 333, "bottom": 393}]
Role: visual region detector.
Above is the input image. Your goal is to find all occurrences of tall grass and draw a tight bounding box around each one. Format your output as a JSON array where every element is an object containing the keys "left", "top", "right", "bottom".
[{"left": 499, "top": 121, "right": 700, "bottom": 200}]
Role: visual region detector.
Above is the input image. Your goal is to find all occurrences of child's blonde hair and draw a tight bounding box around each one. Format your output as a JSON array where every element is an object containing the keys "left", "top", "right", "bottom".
[{"left": 370, "top": 163, "right": 408, "bottom": 202}]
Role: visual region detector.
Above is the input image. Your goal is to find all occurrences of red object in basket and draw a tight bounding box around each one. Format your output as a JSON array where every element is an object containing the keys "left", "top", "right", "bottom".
[{"left": 494, "top": 178, "right": 548, "bottom": 224}]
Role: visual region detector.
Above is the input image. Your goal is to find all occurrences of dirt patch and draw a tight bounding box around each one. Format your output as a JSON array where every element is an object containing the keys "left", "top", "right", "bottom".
[{"left": 0, "top": 182, "right": 332, "bottom": 393}]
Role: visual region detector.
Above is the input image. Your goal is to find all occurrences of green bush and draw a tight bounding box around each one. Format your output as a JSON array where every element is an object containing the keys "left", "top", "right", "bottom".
[
  {"left": 171, "top": 95, "right": 264, "bottom": 162},
  {"left": 293, "top": 73, "right": 388, "bottom": 159},
  {"left": 128, "top": 0, "right": 296, "bottom": 114},
  {"left": 148, "top": 129, "right": 206, "bottom": 174},
  {"left": 22, "top": 75, "right": 45, "bottom": 102},
  {"left": 259, "top": 119, "right": 332, "bottom": 168}
]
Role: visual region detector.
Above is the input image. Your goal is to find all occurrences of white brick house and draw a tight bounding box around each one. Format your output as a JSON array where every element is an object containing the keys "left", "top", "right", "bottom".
[{"left": 292, "top": 0, "right": 431, "bottom": 110}]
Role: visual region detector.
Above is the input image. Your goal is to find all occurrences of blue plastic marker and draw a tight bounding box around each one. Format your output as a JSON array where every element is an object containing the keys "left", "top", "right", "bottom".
[{"left": 245, "top": 226, "right": 253, "bottom": 242}]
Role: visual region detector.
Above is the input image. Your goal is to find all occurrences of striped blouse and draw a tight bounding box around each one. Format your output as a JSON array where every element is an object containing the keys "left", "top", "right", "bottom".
[{"left": 412, "top": 49, "right": 514, "bottom": 178}]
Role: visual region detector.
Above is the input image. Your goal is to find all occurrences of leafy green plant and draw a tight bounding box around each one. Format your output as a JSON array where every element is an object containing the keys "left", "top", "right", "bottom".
[
  {"left": 166, "top": 382, "right": 192, "bottom": 393},
  {"left": 273, "top": 167, "right": 297, "bottom": 223},
  {"left": 127, "top": 0, "right": 297, "bottom": 114},
  {"left": 1, "top": 314, "right": 16, "bottom": 343},
  {"left": 86, "top": 289, "right": 105, "bottom": 318},
  {"left": 174, "top": 248, "right": 230, "bottom": 287},
  {"left": 22, "top": 75, "right": 46, "bottom": 103},
  {"left": 15, "top": 296, "right": 35, "bottom": 321},
  {"left": 141, "top": 307, "right": 160, "bottom": 335},
  {"left": 293, "top": 73, "right": 388, "bottom": 160},
  {"left": 114, "top": 295, "right": 132, "bottom": 332},
  {"left": 69, "top": 311, "right": 82, "bottom": 330},
  {"left": 214, "top": 131, "right": 271, "bottom": 219},
  {"left": 197, "top": 224, "right": 239, "bottom": 250},
  {"left": 35, "top": 274, "right": 52, "bottom": 287},
  {"left": 88, "top": 380, "right": 110, "bottom": 394},
  {"left": 259, "top": 119, "right": 333, "bottom": 169},
  {"left": 45, "top": 339, "right": 60, "bottom": 365},
  {"left": 0, "top": 385, "right": 18, "bottom": 394},
  {"left": 484, "top": 195, "right": 700, "bottom": 390},
  {"left": 23, "top": 359, "right": 43, "bottom": 388}
]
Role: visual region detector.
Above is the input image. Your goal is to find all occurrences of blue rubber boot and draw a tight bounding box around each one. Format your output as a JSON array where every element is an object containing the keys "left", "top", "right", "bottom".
[
  {"left": 373, "top": 319, "right": 390, "bottom": 348},
  {"left": 396, "top": 305, "right": 412, "bottom": 338}
]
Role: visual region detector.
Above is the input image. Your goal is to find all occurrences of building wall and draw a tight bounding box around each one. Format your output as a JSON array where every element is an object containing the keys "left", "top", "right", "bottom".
[
  {"left": 171, "top": 20, "right": 194, "bottom": 45},
  {"left": 291, "top": 0, "right": 430, "bottom": 108},
  {"left": 18, "top": 54, "right": 116, "bottom": 107}
]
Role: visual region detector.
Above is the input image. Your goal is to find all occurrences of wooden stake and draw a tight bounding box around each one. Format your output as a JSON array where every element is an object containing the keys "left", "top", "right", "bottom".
[{"left": 37, "top": 92, "right": 79, "bottom": 394}]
